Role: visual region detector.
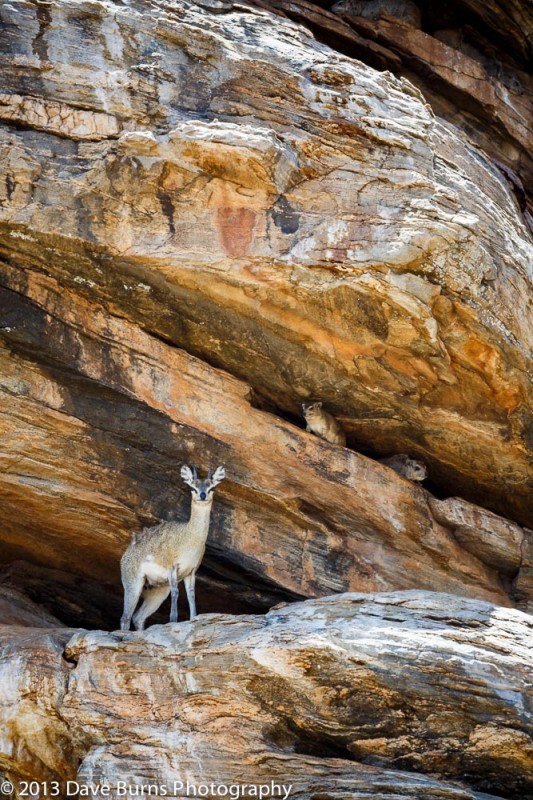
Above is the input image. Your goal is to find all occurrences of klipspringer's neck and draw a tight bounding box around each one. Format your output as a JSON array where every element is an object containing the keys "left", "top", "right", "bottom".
[{"left": 189, "top": 498, "right": 214, "bottom": 531}]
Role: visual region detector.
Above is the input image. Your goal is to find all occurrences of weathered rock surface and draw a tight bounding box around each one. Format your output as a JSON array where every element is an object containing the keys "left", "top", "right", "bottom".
[
  {"left": 0, "top": 0, "right": 531, "bottom": 627},
  {"left": 1, "top": 262, "right": 526, "bottom": 620},
  {"left": 0, "top": 592, "right": 531, "bottom": 799},
  {"left": 1, "top": 0, "right": 532, "bottom": 532},
  {"left": 331, "top": 6, "right": 533, "bottom": 210},
  {"left": 0, "top": 2, "right": 531, "bottom": 797},
  {"left": 266, "top": 0, "right": 533, "bottom": 226},
  {"left": 513, "top": 528, "right": 533, "bottom": 615},
  {"left": 428, "top": 496, "right": 525, "bottom": 574},
  {"left": 0, "top": 624, "right": 77, "bottom": 787}
]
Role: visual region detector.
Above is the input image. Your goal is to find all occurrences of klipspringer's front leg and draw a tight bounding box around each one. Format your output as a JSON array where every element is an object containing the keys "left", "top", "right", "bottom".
[
  {"left": 184, "top": 572, "right": 197, "bottom": 619},
  {"left": 169, "top": 565, "right": 179, "bottom": 623},
  {"left": 120, "top": 573, "right": 144, "bottom": 632}
]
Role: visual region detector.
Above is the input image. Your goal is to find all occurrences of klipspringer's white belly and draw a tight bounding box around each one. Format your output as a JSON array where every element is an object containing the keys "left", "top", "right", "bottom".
[
  {"left": 142, "top": 559, "right": 169, "bottom": 585},
  {"left": 141, "top": 551, "right": 203, "bottom": 585}
]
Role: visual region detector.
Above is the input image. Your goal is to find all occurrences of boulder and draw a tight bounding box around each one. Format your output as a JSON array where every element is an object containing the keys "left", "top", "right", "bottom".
[
  {"left": 428, "top": 496, "right": 525, "bottom": 574},
  {"left": 0, "top": 592, "right": 531, "bottom": 798}
]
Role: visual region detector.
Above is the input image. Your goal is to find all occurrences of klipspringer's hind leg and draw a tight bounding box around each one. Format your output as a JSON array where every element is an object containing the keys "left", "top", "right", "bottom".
[
  {"left": 184, "top": 572, "right": 197, "bottom": 619},
  {"left": 169, "top": 565, "right": 179, "bottom": 623},
  {"left": 133, "top": 584, "right": 170, "bottom": 631},
  {"left": 120, "top": 573, "right": 144, "bottom": 631}
]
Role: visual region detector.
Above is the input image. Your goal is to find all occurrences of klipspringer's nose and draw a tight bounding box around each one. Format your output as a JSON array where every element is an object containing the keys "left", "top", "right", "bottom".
[{"left": 200, "top": 491, "right": 207, "bottom": 501}]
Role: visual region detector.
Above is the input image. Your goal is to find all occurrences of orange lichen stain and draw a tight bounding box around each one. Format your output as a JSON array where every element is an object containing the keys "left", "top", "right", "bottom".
[
  {"left": 238, "top": 260, "right": 287, "bottom": 288},
  {"left": 217, "top": 207, "right": 257, "bottom": 257},
  {"left": 181, "top": 142, "right": 269, "bottom": 190},
  {"left": 463, "top": 337, "right": 500, "bottom": 372},
  {"left": 461, "top": 337, "right": 522, "bottom": 411},
  {"left": 383, "top": 351, "right": 438, "bottom": 383},
  {"left": 493, "top": 384, "right": 523, "bottom": 412},
  {"left": 307, "top": 67, "right": 354, "bottom": 87}
]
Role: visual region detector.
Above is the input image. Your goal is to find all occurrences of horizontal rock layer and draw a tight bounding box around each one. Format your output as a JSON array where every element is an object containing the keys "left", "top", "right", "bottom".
[
  {"left": 0, "top": 592, "right": 531, "bottom": 799},
  {"left": 259, "top": 0, "right": 533, "bottom": 226},
  {"left": 0, "top": 0, "right": 532, "bottom": 531},
  {"left": 2, "top": 261, "right": 528, "bottom": 620}
]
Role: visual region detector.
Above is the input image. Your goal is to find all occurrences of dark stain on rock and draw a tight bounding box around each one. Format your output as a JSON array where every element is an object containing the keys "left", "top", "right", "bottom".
[
  {"left": 5, "top": 175, "right": 15, "bottom": 202},
  {"left": 328, "top": 286, "right": 389, "bottom": 340},
  {"left": 271, "top": 196, "right": 300, "bottom": 235},
  {"left": 157, "top": 189, "right": 175, "bottom": 235},
  {"left": 32, "top": 2, "right": 52, "bottom": 62}
]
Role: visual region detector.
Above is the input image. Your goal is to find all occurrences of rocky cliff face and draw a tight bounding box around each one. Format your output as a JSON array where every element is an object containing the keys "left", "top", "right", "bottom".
[{"left": 0, "top": 0, "right": 532, "bottom": 796}]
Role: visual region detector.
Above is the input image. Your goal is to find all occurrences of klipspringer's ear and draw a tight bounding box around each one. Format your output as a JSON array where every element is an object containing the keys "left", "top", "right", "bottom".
[
  {"left": 316, "top": 401, "right": 323, "bottom": 409},
  {"left": 181, "top": 465, "right": 196, "bottom": 487},
  {"left": 211, "top": 465, "right": 225, "bottom": 486}
]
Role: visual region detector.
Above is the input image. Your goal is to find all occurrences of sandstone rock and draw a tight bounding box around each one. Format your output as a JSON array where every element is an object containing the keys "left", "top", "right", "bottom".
[
  {"left": 0, "top": 625, "right": 78, "bottom": 786},
  {"left": 0, "top": 0, "right": 531, "bottom": 624},
  {"left": 428, "top": 496, "right": 525, "bottom": 574},
  {"left": 0, "top": 592, "right": 531, "bottom": 798},
  {"left": 0, "top": 3, "right": 531, "bottom": 797},
  {"left": 445, "top": 0, "right": 533, "bottom": 66},
  {"left": 334, "top": 11, "right": 533, "bottom": 221},
  {"left": 251, "top": 0, "right": 404, "bottom": 72},
  {"left": 0, "top": 264, "right": 517, "bottom": 617},
  {"left": 0, "top": 93, "right": 121, "bottom": 141},
  {"left": 253, "top": 1, "right": 533, "bottom": 222},
  {"left": 0, "top": 0, "right": 531, "bottom": 533}
]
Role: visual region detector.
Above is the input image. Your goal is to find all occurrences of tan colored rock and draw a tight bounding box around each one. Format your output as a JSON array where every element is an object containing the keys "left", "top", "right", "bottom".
[
  {"left": 257, "top": 1, "right": 533, "bottom": 219},
  {"left": 0, "top": 94, "right": 121, "bottom": 140},
  {"left": 0, "top": 625, "right": 78, "bottom": 786},
  {"left": 0, "top": 0, "right": 531, "bottom": 531},
  {"left": 428, "top": 496, "right": 525, "bottom": 574},
  {"left": 336, "top": 13, "right": 532, "bottom": 171},
  {"left": 0, "top": 264, "right": 515, "bottom": 612},
  {"left": 0, "top": 592, "right": 531, "bottom": 798},
  {"left": 0, "top": 5, "right": 531, "bottom": 797}
]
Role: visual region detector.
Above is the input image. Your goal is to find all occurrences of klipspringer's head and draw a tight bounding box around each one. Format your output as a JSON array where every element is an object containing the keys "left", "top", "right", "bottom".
[
  {"left": 404, "top": 457, "right": 428, "bottom": 482},
  {"left": 302, "top": 401, "right": 322, "bottom": 420},
  {"left": 180, "top": 465, "right": 225, "bottom": 503}
]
